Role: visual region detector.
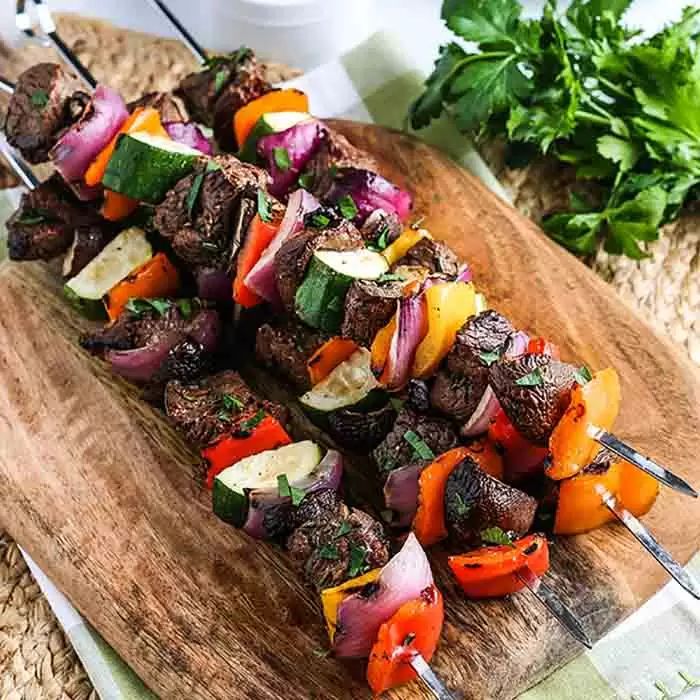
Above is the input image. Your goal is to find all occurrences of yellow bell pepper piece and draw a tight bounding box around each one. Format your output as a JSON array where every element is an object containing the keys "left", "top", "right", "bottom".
[
  {"left": 381, "top": 228, "right": 431, "bottom": 267},
  {"left": 412, "top": 282, "right": 476, "bottom": 379},
  {"left": 320, "top": 568, "right": 382, "bottom": 642}
]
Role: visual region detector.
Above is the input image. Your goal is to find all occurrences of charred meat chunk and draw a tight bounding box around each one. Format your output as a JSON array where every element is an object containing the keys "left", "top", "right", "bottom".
[
  {"left": 275, "top": 221, "right": 363, "bottom": 312},
  {"left": 255, "top": 321, "right": 328, "bottom": 391},
  {"left": 287, "top": 500, "right": 390, "bottom": 591},
  {"left": 360, "top": 209, "right": 402, "bottom": 245},
  {"left": 406, "top": 379, "right": 431, "bottom": 414},
  {"left": 372, "top": 409, "right": 459, "bottom": 475},
  {"left": 431, "top": 311, "right": 515, "bottom": 423},
  {"left": 263, "top": 488, "right": 341, "bottom": 541},
  {"left": 399, "top": 238, "right": 460, "bottom": 277},
  {"left": 62, "top": 224, "right": 115, "bottom": 278},
  {"left": 444, "top": 457, "right": 537, "bottom": 546},
  {"left": 127, "top": 91, "right": 186, "bottom": 123},
  {"left": 4, "top": 63, "right": 88, "bottom": 163},
  {"left": 489, "top": 353, "right": 577, "bottom": 445},
  {"left": 165, "top": 369, "right": 288, "bottom": 448},
  {"left": 154, "top": 155, "right": 266, "bottom": 268},
  {"left": 327, "top": 402, "right": 398, "bottom": 452},
  {"left": 340, "top": 279, "right": 402, "bottom": 348}
]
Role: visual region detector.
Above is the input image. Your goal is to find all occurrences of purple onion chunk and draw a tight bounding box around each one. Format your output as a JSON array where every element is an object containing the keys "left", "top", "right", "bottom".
[{"left": 164, "top": 121, "right": 213, "bottom": 155}]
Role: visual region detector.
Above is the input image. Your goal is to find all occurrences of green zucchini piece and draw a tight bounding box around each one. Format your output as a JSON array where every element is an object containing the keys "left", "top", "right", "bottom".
[
  {"left": 63, "top": 285, "right": 107, "bottom": 321},
  {"left": 102, "top": 132, "right": 202, "bottom": 203},
  {"left": 238, "top": 111, "right": 312, "bottom": 163},
  {"left": 295, "top": 248, "right": 388, "bottom": 332}
]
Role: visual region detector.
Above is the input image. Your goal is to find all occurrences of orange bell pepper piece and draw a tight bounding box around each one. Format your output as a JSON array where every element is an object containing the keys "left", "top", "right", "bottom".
[
  {"left": 85, "top": 107, "right": 168, "bottom": 186},
  {"left": 202, "top": 415, "right": 292, "bottom": 488},
  {"left": 307, "top": 337, "right": 359, "bottom": 386},
  {"left": 553, "top": 458, "right": 658, "bottom": 535},
  {"left": 380, "top": 227, "right": 430, "bottom": 267},
  {"left": 233, "top": 214, "right": 280, "bottom": 307},
  {"left": 105, "top": 252, "right": 180, "bottom": 321},
  {"left": 412, "top": 282, "right": 476, "bottom": 379},
  {"left": 371, "top": 311, "right": 398, "bottom": 376},
  {"left": 366, "top": 585, "right": 444, "bottom": 696},
  {"left": 463, "top": 438, "right": 504, "bottom": 480},
  {"left": 233, "top": 88, "right": 310, "bottom": 149},
  {"left": 547, "top": 368, "right": 621, "bottom": 481},
  {"left": 101, "top": 190, "right": 139, "bottom": 222},
  {"left": 448, "top": 534, "right": 549, "bottom": 598},
  {"left": 413, "top": 447, "right": 471, "bottom": 546}
]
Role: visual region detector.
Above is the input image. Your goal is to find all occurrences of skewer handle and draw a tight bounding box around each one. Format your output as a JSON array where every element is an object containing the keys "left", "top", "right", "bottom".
[
  {"left": 0, "top": 134, "right": 39, "bottom": 190},
  {"left": 409, "top": 653, "right": 458, "bottom": 700},
  {"left": 145, "top": 0, "right": 209, "bottom": 65},
  {"left": 589, "top": 425, "right": 698, "bottom": 498}
]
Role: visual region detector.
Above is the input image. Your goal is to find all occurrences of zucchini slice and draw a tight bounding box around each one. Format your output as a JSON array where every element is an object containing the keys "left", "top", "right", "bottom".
[
  {"left": 102, "top": 132, "right": 202, "bottom": 203},
  {"left": 213, "top": 441, "right": 323, "bottom": 525},
  {"left": 65, "top": 227, "right": 152, "bottom": 301},
  {"left": 300, "top": 348, "right": 380, "bottom": 414},
  {"left": 238, "top": 111, "right": 312, "bottom": 163},
  {"left": 295, "top": 248, "right": 389, "bottom": 332}
]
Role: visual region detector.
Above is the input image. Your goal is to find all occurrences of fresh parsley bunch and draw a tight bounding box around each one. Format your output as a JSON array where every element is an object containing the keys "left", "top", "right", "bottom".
[{"left": 410, "top": 0, "right": 700, "bottom": 259}]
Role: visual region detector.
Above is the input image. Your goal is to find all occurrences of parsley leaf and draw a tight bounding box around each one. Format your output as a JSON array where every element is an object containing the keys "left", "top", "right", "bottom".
[
  {"left": 347, "top": 546, "right": 368, "bottom": 578},
  {"left": 452, "top": 493, "right": 472, "bottom": 518},
  {"left": 298, "top": 171, "right": 315, "bottom": 190},
  {"left": 239, "top": 409, "right": 267, "bottom": 434},
  {"left": 213, "top": 69, "right": 229, "bottom": 95},
  {"left": 479, "top": 350, "right": 501, "bottom": 366},
  {"left": 574, "top": 366, "right": 593, "bottom": 385},
  {"left": 31, "top": 89, "right": 49, "bottom": 109},
  {"left": 273, "top": 147, "right": 291, "bottom": 171},
  {"left": 222, "top": 393, "right": 245, "bottom": 412},
  {"left": 125, "top": 297, "right": 175, "bottom": 317},
  {"left": 480, "top": 526, "right": 515, "bottom": 547},
  {"left": 309, "top": 212, "right": 331, "bottom": 229},
  {"left": 318, "top": 544, "right": 340, "bottom": 560},
  {"left": 377, "top": 273, "right": 405, "bottom": 284},
  {"left": 337, "top": 194, "right": 358, "bottom": 220},
  {"left": 277, "top": 473, "right": 306, "bottom": 507},
  {"left": 256, "top": 189, "right": 272, "bottom": 223},
  {"left": 515, "top": 368, "right": 544, "bottom": 386},
  {"left": 334, "top": 521, "right": 353, "bottom": 539},
  {"left": 187, "top": 161, "right": 220, "bottom": 218},
  {"left": 403, "top": 430, "right": 435, "bottom": 460}
]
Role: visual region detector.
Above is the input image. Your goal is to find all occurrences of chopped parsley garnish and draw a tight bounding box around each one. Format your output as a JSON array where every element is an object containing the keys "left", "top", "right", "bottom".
[
  {"left": 240, "top": 409, "right": 266, "bottom": 434},
  {"left": 367, "top": 225, "right": 390, "bottom": 252},
  {"left": 337, "top": 194, "right": 358, "bottom": 220},
  {"left": 124, "top": 297, "right": 191, "bottom": 318},
  {"left": 16, "top": 207, "right": 54, "bottom": 226},
  {"left": 273, "top": 147, "right": 291, "bottom": 171},
  {"left": 334, "top": 521, "right": 353, "bottom": 539},
  {"left": 31, "top": 89, "right": 49, "bottom": 109},
  {"left": 176, "top": 298, "right": 193, "bottom": 319},
  {"left": 186, "top": 160, "right": 220, "bottom": 218},
  {"left": 574, "top": 366, "right": 593, "bottom": 386},
  {"left": 452, "top": 493, "right": 472, "bottom": 518},
  {"left": 479, "top": 350, "right": 501, "bottom": 367},
  {"left": 222, "top": 393, "right": 245, "bottom": 412},
  {"left": 515, "top": 368, "right": 545, "bottom": 387},
  {"left": 347, "top": 545, "right": 368, "bottom": 578},
  {"left": 403, "top": 430, "right": 435, "bottom": 460},
  {"left": 480, "top": 527, "right": 515, "bottom": 547},
  {"left": 328, "top": 165, "right": 338, "bottom": 180},
  {"left": 213, "top": 69, "right": 229, "bottom": 94},
  {"left": 318, "top": 543, "right": 340, "bottom": 560},
  {"left": 256, "top": 189, "right": 273, "bottom": 222},
  {"left": 389, "top": 397, "right": 405, "bottom": 412},
  {"left": 377, "top": 273, "right": 405, "bottom": 284},
  {"left": 298, "top": 171, "right": 315, "bottom": 190},
  {"left": 309, "top": 212, "right": 331, "bottom": 229},
  {"left": 203, "top": 47, "right": 252, "bottom": 70},
  {"left": 277, "top": 473, "right": 306, "bottom": 507}
]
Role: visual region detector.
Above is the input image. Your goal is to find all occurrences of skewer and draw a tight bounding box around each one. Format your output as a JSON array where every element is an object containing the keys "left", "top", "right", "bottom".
[
  {"left": 596, "top": 486, "right": 700, "bottom": 599},
  {"left": 0, "top": 133, "right": 39, "bottom": 190},
  {"left": 516, "top": 567, "right": 593, "bottom": 649},
  {"left": 0, "top": 77, "right": 15, "bottom": 95},
  {"left": 588, "top": 425, "right": 697, "bottom": 498},
  {"left": 16, "top": 0, "right": 97, "bottom": 89},
  {"left": 145, "top": 0, "right": 209, "bottom": 65},
  {"left": 408, "top": 653, "right": 458, "bottom": 700}
]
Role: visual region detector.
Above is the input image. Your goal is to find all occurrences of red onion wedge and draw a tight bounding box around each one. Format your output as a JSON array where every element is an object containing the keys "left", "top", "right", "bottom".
[
  {"left": 461, "top": 386, "right": 501, "bottom": 438},
  {"left": 50, "top": 85, "right": 128, "bottom": 182},
  {"left": 186, "top": 309, "right": 221, "bottom": 353},
  {"left": 333, "top": 532, "right": 433, "bottom": 658},
  {"left": 258, "top": 120, "right": 326, "bottom": 199},
  {"left": 244, "top": 188, "right": 319, "bottom": 304},
  {"left": 242, "top": 449, "right": 344, "bottom": 539},
  {"left": 164, "top": 121, "right": 213, "bottom": 155},
  {"left": 383, "top": 463, "right": 425, "bottom": 528},
  {"left": 505, "top": 330, "right": 530, "bottom": 359},
  {"left": 196, "top": 268, "right": 233, "bottom": 302},
  {"left": 455, "top": 264, "right": 473, "bottom": 283}
]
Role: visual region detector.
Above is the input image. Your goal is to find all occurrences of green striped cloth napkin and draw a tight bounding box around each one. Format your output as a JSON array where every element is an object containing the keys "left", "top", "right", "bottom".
[{"left": 2, "top": 28, "right": 699, "bottom": 700}]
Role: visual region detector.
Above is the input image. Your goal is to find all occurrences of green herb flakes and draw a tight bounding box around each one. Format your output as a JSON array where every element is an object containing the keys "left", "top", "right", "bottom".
[
  {"left": 479, "top": 350, "right": 501, "bottom": 367},
  {"left": 213, "top": 69, "right": 229, "bottom": 95},
  {"left": 222, "top": 393, "right": 245, "bottom": 412},
  {"left": 403, "top": 430, "right": 435, "bottom": 460},
  {"left": 277, "top": 473, "right": 306, "bottom": 507},
  {"left": 480, "top": 526, "right": 515, "bottom": 547},
  {"left": 377, "top": 273, "right": 405, "bottom": 284},
  {"left": 318, "top": 543, "right": 340, "bottom": 560},
  {"left": 338, "top": 194, "right": 358, "bottom": 221},
  {"left": 298, "top": 171, "right": 315, "bottom": 190},
  {"left": 256, "top": 189, "right": 273, "bottom": 223},
  {"left": 273, "top": 147, "right": 291, "bottom": 171},
  {"left": 347, "top": 546, "right": 368, "bottom": 578},
  {"left": 574, "top": 366, "right": 593, "bottom": 385},
  {"left": 124, "top": 297, "right": 177, "bottom": 318},
  {"left": 515, "top": 368, "right": 544, "bottom": 387},
  {"left": 186, "top": 162, "right": 218, "bottom": 218},
  {"left": 453, "top": 493, "right": 472, "bottom": 518},
  {"left": 309, "top": 212, "right": 331, "bottom": 229},
  {"left": 31, "top": 89, "right": 49, "bottom": 109},
  {"left": 334, "top": 521, "right": 353, "bottom": 539}
]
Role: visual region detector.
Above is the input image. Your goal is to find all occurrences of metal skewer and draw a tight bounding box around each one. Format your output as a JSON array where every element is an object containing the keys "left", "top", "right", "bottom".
[
  {"left": 517, "top": 567, "right": 593, "bottom": 649},
  {"left": 16, "top": 0, "right": 97, "bottom": 89},
  {"left": 588, "top": 425, "right": 698, "bottom": 498},
  {"left": 597, "top": 486, "right": 700, "bottom": 599},
  {"left": 408, "top": 653, "right": 458, "bottom": 700},
  {"left": 0, "top": 133, "right": 39, "bottom": 190},
  {"left": 0, "top": 77, "right": 15, "bottom": 95},
  {"left": 145, "top": 0, "right": 209, "bottom": 65}
]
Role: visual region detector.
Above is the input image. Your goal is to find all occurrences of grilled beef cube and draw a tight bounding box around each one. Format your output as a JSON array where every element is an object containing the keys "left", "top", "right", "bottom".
[
  {"left": 360, "top": 209, "right": 402, "bottom": 245},
  {"left": 7, "top": 175, "right": 102, "bottom": 261},
  {"left": 275, "top": 222, "right": 364, "bottom": 312},
  {"left": 4, "top": 63, "right": 88, "bottom": 163},
  {"left": 127, "top": 91, "right": 186, "bottom": 123},
  {"left": 444, "top": 457, "right": 537, "bottom": 546},
  {"left": 430, "top": 311, "right": 515, "bottom": 423},
  {"left": 406, "top": 379, "right": 431, "bottom": 414},
  {"left": 372, "top": 408, "right": 459, "bottom": 475},
  {"left": 154, "top": 155, "right": 266, "bottom": 269},
  {"left": 255, "top": 321, "right": 328, "bottom": 391},
  {"left": 264, "top": 488, "right": 341, "bottom": 541},
  {"left": 399, "top": 238, "right": 460, "bottom": 277},
  {"left": 489, "top": 354, "right": 577, "bottom": 445},
  {"left": 164, "top": 369, "right": 288, "bottom": 448},
  {"left": 327, "top": 403, "right": 398, "bottom": 451},
  {"left": 340, "top": 279, "right": 402, "bottom": 347},
  {"left": 287, "top": 499, "right": 390, "bottom": 591}
]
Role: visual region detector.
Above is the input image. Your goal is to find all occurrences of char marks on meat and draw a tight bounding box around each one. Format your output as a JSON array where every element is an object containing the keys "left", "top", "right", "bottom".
[
  {"left": 287, "top": 496, "right": 390, "bottom": 591},
  {"left": 489, "top": 353, "right": 577, "bottom": 445},
  {"left": 341, "top": 279, "right": 402, "bottom": 347},
  {"left": 154, "top": 155, "right": 266, "bottom": 269},
  {"left": 255, "top": 321, "right": 328, "bottom": 390},
  {"left": 399, "top": 238, "right": 460, "bottom": 277},
  {"left": 444, "top": 457, "right": 537, "bottom": 546},
  {"left": 165, "top": 369, "right": 288, "bottom": 448},
  {"left": 430, "top": 310, "right": 515, "bottom": 423},
  {"left": 360, "top": 208, "right": 402, "bottom": 244},
  {"left": 4, "top": 63, "right": 87, "bottom": 163},
  {"left": 372, "top": 408, "right": 458, "bottom": 475},
  {"left": 127, "top": 91, "right": 186, "bottom": 123},
  {"left": 275, "top": 220, "right": 363, "bottom": 312}
]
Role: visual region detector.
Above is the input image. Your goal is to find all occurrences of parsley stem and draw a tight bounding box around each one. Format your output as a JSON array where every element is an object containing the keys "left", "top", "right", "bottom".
[
  {"left": 575, "top": 110, "right": 610, "bottom": 126},
  {"left": 596, "top": 76, "right": 633, "bottom": 101},
  {"left": 446, "top": 51, "right": 514, "bottom": 83}
]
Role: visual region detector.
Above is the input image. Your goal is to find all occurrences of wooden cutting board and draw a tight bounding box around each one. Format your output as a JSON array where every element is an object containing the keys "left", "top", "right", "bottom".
[{"left": 1, "top": 122, "right": 699, "bottom": 700}]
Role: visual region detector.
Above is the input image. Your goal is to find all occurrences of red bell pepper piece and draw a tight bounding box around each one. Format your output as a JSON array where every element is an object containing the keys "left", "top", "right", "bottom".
[
  {"left": 202, "top": 415, "right": 292, "bottom": 488},
  {"left": 488, "top": 408, "right": 548, "bottom": 483},
  {"left": 527, "top": 336, "right": 560, "bottom": 358},
  {"left": 233, "top": 214, "right": 279, "bottom": 307}
]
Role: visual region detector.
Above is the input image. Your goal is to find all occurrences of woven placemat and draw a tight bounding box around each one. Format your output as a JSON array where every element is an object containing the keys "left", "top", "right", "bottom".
[{"left": 1, "top": 14, "right": 698, "bottom": 700}]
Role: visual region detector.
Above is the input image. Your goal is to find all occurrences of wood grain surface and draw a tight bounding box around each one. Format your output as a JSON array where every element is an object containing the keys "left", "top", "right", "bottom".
[{"left": 1, "top": 122, "right": 699, "bottom": 700}]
